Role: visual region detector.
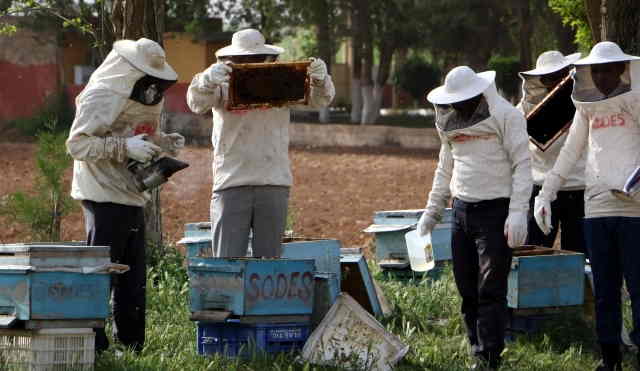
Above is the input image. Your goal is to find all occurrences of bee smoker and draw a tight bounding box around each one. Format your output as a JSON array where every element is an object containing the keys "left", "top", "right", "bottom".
[{"left": 127, "top": 157, "right": 189, "bottom": 192}]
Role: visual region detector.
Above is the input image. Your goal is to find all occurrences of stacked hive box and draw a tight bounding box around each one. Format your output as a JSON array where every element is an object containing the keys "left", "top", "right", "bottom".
[
  {"left": 0, "top": 243, "right": 118, "bottom": 370},
  {"left": 181, "top": 223, "right": 342, "bottom": 358}
]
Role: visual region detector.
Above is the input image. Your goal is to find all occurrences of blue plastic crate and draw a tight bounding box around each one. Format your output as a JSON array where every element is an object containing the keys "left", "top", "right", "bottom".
[{"left": 197, "top": 321, "right": 310, "bottom": 358}]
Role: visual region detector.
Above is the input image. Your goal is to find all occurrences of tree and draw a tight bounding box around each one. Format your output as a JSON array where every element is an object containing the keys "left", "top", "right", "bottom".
[
  {"left": 393, "top": 56, "right": 440, "bottom": 107},
  {"left": 594, "top": 0, "right": 640, "bottom": 54},
  {"left": 1, "top": 0, "right": 169, "bottom": 252},
  {"left": 548, "top": 0, "right": 594, "bottom": 50}
]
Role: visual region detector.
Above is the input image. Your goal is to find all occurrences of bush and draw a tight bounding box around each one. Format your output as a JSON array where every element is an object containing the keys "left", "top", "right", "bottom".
[
  {"left": 488, "top": 55, "right": 521, "bottom": 101},
  {"left": 8, "top": 90, "right": 74, "bottom": 137},
  {"left": 393, "top": 56, "right": 441, "bottom": 107},
  {"left": 0, "top": 120, "right": 75, "bottom": 241}
]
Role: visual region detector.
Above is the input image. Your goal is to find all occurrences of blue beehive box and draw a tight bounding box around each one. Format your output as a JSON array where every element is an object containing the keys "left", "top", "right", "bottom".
[
  {"left": 431, "top": 209, "right": 453, "bottom": 263},
  {"left": 340, "top": 252, "right": 382, "bottom": 317},
  {"left": 180, "top": 222, "right": 213, "bottom": 259},
  {"left": 188, "top": 258, "right": 316, "bottom": 316},
  {"left": 197, "top": 321, "right": 310, "bottom": 358},
  {"left": 364, "top": 208, "right": 452, "bottom": 269},
  {"left": 281, "top": 238, "right": 341, "bottom": 304},
  {"left": 0, "top": 243, "right": 111, "bottom": 324},
  {"left": 508, "top": 248, "right": 585, "bottom": 309}
]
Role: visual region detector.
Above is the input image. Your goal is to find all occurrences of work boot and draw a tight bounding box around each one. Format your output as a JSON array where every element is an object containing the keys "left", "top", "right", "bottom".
[{"left": 595, "top": 343, "right": 622, "bottom": 371}]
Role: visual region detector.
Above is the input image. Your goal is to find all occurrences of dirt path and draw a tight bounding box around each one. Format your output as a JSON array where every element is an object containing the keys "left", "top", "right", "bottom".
[{"left": 0, "top": 143, "right": 438, "bottom": 250}]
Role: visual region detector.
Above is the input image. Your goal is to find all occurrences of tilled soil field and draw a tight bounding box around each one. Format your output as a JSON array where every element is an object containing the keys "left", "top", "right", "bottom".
[{"left": 0, "top": 143, "right": 438, "bottom": 251}]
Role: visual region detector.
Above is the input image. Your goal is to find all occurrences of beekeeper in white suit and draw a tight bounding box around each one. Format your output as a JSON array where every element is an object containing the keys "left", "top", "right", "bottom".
[
  {"left": 534, "top": 41, "right": 640, "bottom": 371},
  {"left": 419, "top": 66, "right": 531, "bottom": 370},
  {"left": 518, "top": 51, "right": 587, "bottom": 253},
  {"left": 187, "top": 28, "right": 335, "bottom": 258},
  {"left": 66, "top": 38, "right": 184, "bottom": 353}
]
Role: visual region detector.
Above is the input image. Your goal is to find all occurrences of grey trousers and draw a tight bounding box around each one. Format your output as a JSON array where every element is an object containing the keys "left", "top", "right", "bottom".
[{"left": 210, "top": 185, "right": 290, "bottom": 258}]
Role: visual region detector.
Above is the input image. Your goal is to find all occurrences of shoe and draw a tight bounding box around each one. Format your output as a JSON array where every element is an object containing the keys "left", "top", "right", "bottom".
[
  {"left": 596, "top": 343, "right": 622, "bottom": 371},
  {"left": 594, "top": 362, "right": 621, "bottom": 371},
  {"left": 469, "top": 358, "right": 499, "bottom": 370}
]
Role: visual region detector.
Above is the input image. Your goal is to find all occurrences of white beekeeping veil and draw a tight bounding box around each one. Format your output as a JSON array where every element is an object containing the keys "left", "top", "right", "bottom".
[
  {"left": 426, "top": 66, "right": 495, "bottom": 131},
  {"left": 572, "top": 41, "right": 640, "bottom": 103}
]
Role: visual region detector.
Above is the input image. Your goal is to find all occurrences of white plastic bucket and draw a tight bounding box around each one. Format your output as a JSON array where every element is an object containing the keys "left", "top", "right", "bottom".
[{"left": 404, "top": 230, "right": 435, "bottom": 272}]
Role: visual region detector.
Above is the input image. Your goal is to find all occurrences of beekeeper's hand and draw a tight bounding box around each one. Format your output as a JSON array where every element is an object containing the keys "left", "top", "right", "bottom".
[
  {"left": 308, "top": 57, "right": 327, "bottom": 84},
  {"left": 534, "top": 196, "right": 553, "bottom": 235},
  {"left": 504, "top": 211, "right": 528, "bottom": 248},
  {"left": 166, "top": 133, "right": 185, "bottom": 150},
  {"left": 417, "top": 212, "right": 438, "bottom": 237},
  {"left": 204, "top": 62, "right": 232, "bottom": 87},
  {"left": 126, "top": 134, "right": 161, "bottom": 163}
]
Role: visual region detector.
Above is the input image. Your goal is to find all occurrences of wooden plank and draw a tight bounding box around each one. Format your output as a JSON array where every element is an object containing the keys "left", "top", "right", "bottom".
[
  {"left": 189, "top": 311, "right": 232, "bottom": 322},
  {"left": 24, "top": 319, "right": 105, "bottom": 329}
]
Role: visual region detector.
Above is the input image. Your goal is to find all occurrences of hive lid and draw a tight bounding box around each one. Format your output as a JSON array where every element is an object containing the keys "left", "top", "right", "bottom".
[
  {"left": 0, "top": 243, "right": 109, "bottom": 255},
  {"left": 363, "top": 224, "right": 413, "bottom": 233}
]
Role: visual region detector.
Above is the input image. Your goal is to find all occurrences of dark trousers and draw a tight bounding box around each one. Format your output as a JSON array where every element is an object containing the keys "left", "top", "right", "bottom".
[
  {"left": 584, "top": 217, "right": 640, "bottom": 347},
  {"left": 452, "top": 198, "right": 512, "bottom": 363},
  {"left": 82, "top": 200, "right": 146, "bottom": 353},
  {"left": 527, "top": 185, "right": 586, "bottom": 256}
]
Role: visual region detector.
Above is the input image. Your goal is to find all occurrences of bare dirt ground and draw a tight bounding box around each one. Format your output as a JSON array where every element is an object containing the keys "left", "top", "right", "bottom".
[{"left": 0, "top": 143, "right": 438, "bottom": 251}]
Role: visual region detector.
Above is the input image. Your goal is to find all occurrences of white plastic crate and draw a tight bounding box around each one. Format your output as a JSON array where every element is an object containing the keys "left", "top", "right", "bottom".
[{"left": 0, "top": 328, "right": 95, "bottom": 371}]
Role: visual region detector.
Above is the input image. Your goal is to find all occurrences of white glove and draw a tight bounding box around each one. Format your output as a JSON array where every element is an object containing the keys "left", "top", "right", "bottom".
[
  {"left": 166, "top": 133, "right": 185, "bottom": 150},
  {"left": 308, "top": 57, "right": 327, "bottom": 83},
  {"left": 533, "top": 196, "right": 553, "bottom": 235},
  {"left": 204, "top": 63, "right": 232, "bottom": 87},
  {"left": 417, "top": 212, "right": 438, "bottom": 237},
  {"left": 504, "top": 211, "right": 528, "bottom": 248},
  {"left": 126, "top": 134, "right": 161, "bottom": 163}
]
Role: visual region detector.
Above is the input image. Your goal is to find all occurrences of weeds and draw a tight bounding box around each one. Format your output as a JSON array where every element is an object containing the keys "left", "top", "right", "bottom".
[
  {"left": 91, "top": 253, "right": 631, "bottom": 370},
  {"left": 0, "top": 120, "right": 75, "bottom": 241}
]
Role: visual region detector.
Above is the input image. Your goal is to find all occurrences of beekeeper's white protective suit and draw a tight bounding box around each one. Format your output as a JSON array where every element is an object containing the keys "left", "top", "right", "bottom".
[
  {"left": 419, "top": 66, "right": 531, "bottom": 367},
  {"left": 67, "top": 43, "right": 184, "bottom": 206},
  {"left": 533, "top": 41, "right": 640, "bottom": 368},
  {"left": 535, "top": 44, "right": 640, "bottom": 224},
  {"left": 66, "top": 38, "right": 183, "bottom": 353},
  {"left": 421, "top": 68, "right": 532, "bottom": 247},
  {"left": 517, "top": 51, "right": 587, "bottom": 251},
  {"left": 187, "top": 28, "right": 335, "bottom": 258},
  {"left": 518, "top": 51, "right": 585, "bottom": 189}
]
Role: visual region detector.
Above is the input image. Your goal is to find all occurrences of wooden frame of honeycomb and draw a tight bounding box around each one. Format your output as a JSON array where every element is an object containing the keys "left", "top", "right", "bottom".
[{"left": 227, "top": 61, "right": 311, "bottom": 111}]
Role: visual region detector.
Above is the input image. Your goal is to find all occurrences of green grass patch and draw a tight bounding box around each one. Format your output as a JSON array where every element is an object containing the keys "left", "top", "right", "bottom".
[{"left": 95, "top": 252, "right": 633, "bottom": 370}]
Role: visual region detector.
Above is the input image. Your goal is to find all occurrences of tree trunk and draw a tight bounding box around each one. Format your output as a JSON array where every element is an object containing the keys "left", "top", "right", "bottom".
[
  {"left": 359, "top": 0, "right": 374, "bottom": 124},
  {"left": 604, "top": 0, "right": 640, "bottom": 54},
  {"left": 111, "top": 0, "right": 166, "bottom": 255},
  {"left": 111, "top": 0, "right": 163, "bottom": 45},
  {"left": 519, "top": 0, "right": 533, "bottom": 71},
  {"left": 314, "top": 0, "right": 333, "bottom": 124},
  {"left": 548, "top": 8, "right": 576, "bottom": 53},
  {"left": 583, "top": 0, "right": 603, "bottom": 43},
  {"left": 349, "top": 1, "right": 363, "bottom": 123},
  {"left": 392, "top": 48, "right": 408, "bottom": 108}
]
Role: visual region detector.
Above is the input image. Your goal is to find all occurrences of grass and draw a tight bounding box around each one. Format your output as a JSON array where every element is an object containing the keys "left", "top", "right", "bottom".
[{"left": 93, "top": 249, "right": 636, "bottom": 371}]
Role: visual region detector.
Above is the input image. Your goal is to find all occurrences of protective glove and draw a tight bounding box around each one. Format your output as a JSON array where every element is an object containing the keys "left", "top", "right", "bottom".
[
  {"left": 504, "top": 211, "right": 528, "bottom": 248},
  {"left": 533, "top": 196, "right": 553, "bottom": 235},
  {"left": 126, "top": 134, "right": 161, "bottom": 163},
  {"left": 417, "top": 212, "right": 438, "bottom": 237},
  {"left": 166, "top": 133, "right": 185, "bottom": 150},
  {"left": 204, "top": 62, "right": 232, "bottom": 87},
  {"left": 308, "top": 57, "right": 327, "bottom": 83}
]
